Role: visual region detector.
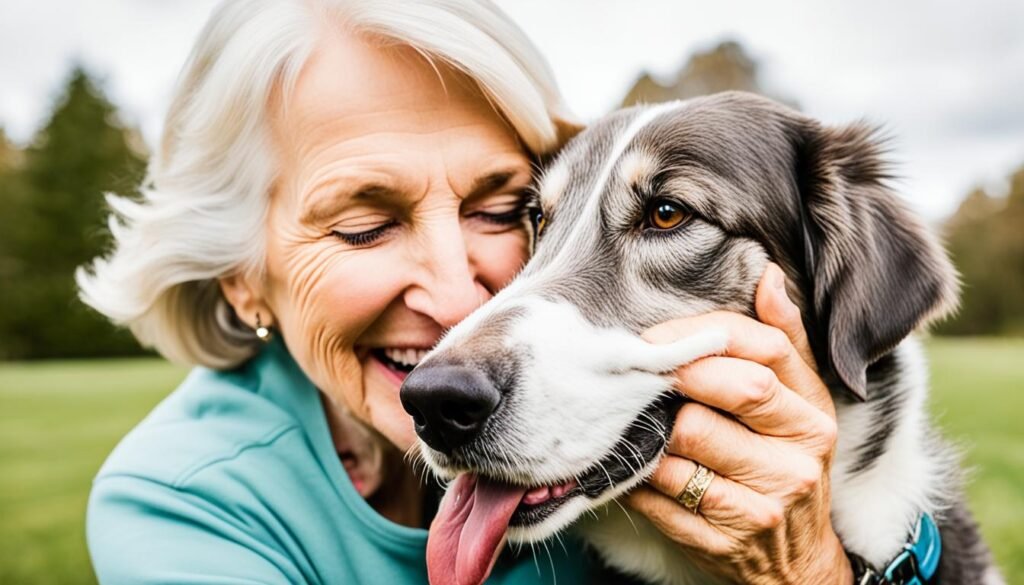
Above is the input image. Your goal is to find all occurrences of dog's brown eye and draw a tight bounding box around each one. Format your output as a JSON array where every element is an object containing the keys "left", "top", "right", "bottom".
[{"left": 648, "top": 201, "right": 689, "bottom": 230}]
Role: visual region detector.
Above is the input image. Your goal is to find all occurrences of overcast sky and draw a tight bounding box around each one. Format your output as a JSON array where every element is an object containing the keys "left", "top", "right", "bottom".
[{"left": 2, "top": 0, "right": 1022, "bottom": 219}]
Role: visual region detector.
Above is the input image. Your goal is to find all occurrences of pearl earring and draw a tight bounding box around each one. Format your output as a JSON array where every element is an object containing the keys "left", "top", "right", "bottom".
[{"left": 255, "top": 312, "right": 272, "bottom": 343}]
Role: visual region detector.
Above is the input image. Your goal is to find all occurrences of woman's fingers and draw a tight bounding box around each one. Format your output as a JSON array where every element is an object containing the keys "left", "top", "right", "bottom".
[
  {"left": 672, "top": 357, "right": 836, "bottom": 446},
  {"left": 647, "top": 452, "right": 770, "bottom": 522},
  {"left": 754, "top": 263, "right": 815, "bottom": 368},
  {"left": 752, "top": 263, "right": 835, "bottom": 417},
  {"left": 664, "top": 402, "right": 828, "bottom": 495},
  {"left": 624, "top": 486, "right": 731, "bottom": 555},
  {"left": 630, "top": 461, "right": 782, "bottom": 553},
  {"left": 642, "top": 310, "right": 833, "bottom": 416},
  {"left": 643, "top": 312, "right": 806, "bottom": 389}
]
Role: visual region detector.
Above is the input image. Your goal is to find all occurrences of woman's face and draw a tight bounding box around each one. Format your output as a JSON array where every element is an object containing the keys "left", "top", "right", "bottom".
[{"left": 262, "top": 33, "right": 532, "bottom": 457}]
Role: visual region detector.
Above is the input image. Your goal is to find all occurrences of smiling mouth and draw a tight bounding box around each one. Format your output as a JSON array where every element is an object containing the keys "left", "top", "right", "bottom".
[{"left": 372, "top": 347, "right": 430, "bottom": 374}]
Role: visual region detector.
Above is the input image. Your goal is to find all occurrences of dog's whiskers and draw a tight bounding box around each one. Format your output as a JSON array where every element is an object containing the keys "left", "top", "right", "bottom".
[
  {"left": 595, "top": 459, "right": 616, "bottom": 491},
  {"left": 542, "top": 538, "right": 557, "bottom": 585},
  {"left": 529, "top": 541, "right": 541, "bottom": 578},
  {"left": 612, "top": 498, "right": 640, "bottom": 536},
  {"left": 553, "top": 531, "right": 570, "bottom": 556},
  {"left": 606, "top": 448, "right": 635, "bottom": 477}
]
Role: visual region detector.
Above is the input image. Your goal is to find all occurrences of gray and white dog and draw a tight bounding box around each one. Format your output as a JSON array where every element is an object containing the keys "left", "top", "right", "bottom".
[{"left": 402, "top": 92, "right": 1000, "bottom": 585}]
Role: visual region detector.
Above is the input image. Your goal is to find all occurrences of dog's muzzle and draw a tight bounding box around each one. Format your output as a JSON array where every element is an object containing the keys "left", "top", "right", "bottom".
[{"left": 400, "top": 364, "right": 501, "bottom": 455}]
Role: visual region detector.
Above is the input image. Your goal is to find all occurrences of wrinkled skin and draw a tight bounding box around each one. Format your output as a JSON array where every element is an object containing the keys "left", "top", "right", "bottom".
[{"left": 219, "top": 31, "right": 532, "bottom": 524}]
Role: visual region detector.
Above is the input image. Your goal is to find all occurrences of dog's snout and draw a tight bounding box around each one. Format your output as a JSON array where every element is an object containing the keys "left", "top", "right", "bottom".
[{"left": 400, "top": 364, "right": 500, "bottom": 454}]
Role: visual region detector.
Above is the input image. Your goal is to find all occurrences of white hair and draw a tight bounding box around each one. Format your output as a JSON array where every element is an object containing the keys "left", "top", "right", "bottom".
[{"left": 77, "top": 0, "right": 578, "bottom": 368}]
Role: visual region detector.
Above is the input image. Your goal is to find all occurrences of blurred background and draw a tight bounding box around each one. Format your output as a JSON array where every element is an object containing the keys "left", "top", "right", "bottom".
[{"left": 1, "top": 0, "right": 1021, "bottom": 582}]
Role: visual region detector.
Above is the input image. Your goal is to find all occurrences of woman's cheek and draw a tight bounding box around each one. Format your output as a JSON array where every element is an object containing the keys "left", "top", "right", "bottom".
[
  {"left": 468, "top": 228, "right": 529, "bottom": 289},
  {"left": 273, "top": 245, "right": 402, "bottom": 421}
]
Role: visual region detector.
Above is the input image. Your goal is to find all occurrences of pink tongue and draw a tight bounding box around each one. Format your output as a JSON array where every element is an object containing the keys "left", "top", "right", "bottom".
[{"left": 426, "top": 474, "right": 527, "bottom": 585}]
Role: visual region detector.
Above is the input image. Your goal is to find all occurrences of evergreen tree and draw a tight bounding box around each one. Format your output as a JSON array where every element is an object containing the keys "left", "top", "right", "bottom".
[
  {"left": 621, "top": 40, "right": 796, "bottom": 108},
  {"left": 939, "top": 165, "right": 1024, "bottom": 335},
  {"left": 0, "top": 126, "right": 23, "bottom": 171},
  {"left": 0, "top": 127, "right": 27, "bottom": 324},
  {"left": 0, "top": 67, "right": 147, "bottom": 359}
]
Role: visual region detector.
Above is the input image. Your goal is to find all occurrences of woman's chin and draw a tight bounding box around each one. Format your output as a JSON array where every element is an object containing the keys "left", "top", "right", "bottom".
[{"left": 361, "top": 352, "right": 420, "bottom": 453}]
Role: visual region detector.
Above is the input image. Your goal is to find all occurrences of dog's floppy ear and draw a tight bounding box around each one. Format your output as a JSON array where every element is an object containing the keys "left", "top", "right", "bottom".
[{"left": 794, "top": 122, "right": 958, "bottom": 400}]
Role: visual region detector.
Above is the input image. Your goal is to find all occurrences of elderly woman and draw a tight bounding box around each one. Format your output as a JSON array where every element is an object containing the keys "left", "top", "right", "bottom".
[{"left": 80, "top": 0, "right": 851, "bottom": 583}]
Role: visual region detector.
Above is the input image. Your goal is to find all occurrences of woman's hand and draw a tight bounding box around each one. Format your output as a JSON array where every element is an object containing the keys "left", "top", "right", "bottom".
[{"left": 626, "top": 263, "right": 852, "bottom": 585}]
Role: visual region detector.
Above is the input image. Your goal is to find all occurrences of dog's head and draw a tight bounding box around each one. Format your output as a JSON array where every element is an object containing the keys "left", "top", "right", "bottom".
[{"left": 403, "top": 92, "right": 957, "bottom": 585}]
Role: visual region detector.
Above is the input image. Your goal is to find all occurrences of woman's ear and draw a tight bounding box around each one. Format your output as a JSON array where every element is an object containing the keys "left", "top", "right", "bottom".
[{"left": 219, "top": 273, "right": 274, "bottom": 329}]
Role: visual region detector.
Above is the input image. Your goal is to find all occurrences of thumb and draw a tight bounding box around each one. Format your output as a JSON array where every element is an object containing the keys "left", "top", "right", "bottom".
[{"left": 755, "top": 263, "right": 816, "bottom": 368}]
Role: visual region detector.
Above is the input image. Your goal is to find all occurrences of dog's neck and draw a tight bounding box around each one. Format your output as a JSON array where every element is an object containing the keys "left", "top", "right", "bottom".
[{"left": 829, "top": 336, "right": 951, "bottom": 566}]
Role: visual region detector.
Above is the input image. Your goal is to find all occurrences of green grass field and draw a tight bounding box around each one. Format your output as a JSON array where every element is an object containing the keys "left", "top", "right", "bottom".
[{"left": 1, "top": 338, "right": 1022, "bottom": 584}]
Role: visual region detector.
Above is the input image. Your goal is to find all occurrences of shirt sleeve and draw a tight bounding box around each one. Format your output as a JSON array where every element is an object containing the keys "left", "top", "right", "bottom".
[{"left": 87, "top": 474, "right": 305, "bottom": 585}]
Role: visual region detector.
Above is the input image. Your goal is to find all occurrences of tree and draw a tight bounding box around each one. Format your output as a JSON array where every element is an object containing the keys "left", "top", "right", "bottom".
[
  {"left": 0, "top": 126, "right": 29, "bottom": 334},
  {"left": 0, "top": 67, "right": 147, "bottom": 359},
  {"left": 621, "top": 40, "right": 795, "bottom": 107},
  {"left": 938, "top": 165, "right": 1024, "bottom": 335},
  {"left": 0, "top": 127, "right": 23, "bottom": 172}
]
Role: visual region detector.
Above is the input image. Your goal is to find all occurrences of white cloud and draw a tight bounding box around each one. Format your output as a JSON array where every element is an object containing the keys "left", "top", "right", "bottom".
[
  {"left": 0, "top": 0, "right": 214, "bottom": 143},
  {"left": 494, "top": 0, "right": 1024, "bottom": 218},
  {"left": 1, "top": 0, "right": 1020, "bottom": 219}
]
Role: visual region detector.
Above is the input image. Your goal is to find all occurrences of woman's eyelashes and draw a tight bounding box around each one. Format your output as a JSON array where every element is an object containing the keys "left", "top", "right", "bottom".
[
  {"left": 329, "top": 191, "right": 529, "bottom": 247},
  {"left": 472, "top": 206, "right": 525, "bottom": 225},
  {"left": 331, "top": 220, "right": 397, "bottom": 246},
  {"left": 466, "top": 191, "right": 530, "bottom": 227}
]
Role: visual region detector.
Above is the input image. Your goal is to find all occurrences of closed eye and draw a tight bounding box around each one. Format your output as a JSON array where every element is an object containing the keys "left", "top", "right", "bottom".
[
  {"left": 332, "top": 220, "right": 397, "bottom": 246},
  {"left": 468, "top": 194, "right": 528, "bottom": 225}
]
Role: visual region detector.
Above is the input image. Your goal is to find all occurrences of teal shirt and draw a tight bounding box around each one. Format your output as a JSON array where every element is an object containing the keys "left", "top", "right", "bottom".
[{"left": 87, "top": 340, "right": 595, "bottom": 584}]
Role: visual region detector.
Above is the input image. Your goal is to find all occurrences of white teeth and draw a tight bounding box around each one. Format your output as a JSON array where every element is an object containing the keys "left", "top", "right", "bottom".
[{"left": 382, "top": 348, "right": 429, "bottom": 367}]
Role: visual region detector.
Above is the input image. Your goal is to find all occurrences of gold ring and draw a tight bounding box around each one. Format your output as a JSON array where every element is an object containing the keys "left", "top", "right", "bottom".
[{"left": 675, "top": 464, "right": 715, "bottom": 514}]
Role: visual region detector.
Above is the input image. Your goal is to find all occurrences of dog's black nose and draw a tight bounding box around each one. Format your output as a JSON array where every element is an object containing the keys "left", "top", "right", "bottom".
[{"left": 400, "top": 364, "right": 500, "bottom": 455}]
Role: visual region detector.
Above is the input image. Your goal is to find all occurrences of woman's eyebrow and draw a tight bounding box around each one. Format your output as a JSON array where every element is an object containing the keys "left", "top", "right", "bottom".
[
  {"left": 301, "top": 182, "right": 402, "bottom": 225},
  {"left": 465, "top": 168, "right": 530, "bottom": 200},
  {"left": 301, "top": 168, "right": 531, "bottom": 223}
]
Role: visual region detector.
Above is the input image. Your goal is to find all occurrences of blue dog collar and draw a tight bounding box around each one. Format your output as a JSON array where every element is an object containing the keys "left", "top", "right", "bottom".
[{"left": 848, "top": 513, "right": 942, "bottom": 585}]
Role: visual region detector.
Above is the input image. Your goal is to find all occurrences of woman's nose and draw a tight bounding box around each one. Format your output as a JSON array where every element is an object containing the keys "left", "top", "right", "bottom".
[{"left": 404, "top": 222, "right": 489, "bottom": 329}]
